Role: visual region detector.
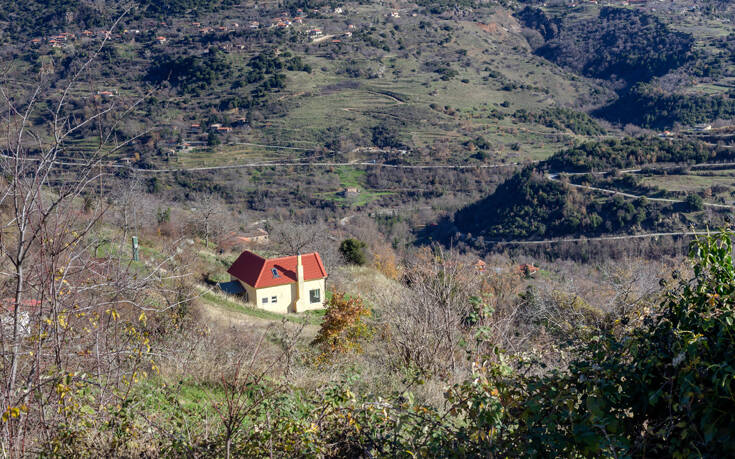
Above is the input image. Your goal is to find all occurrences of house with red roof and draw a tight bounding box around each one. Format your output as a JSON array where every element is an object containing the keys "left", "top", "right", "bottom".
[
  {"left": 227, "top": 251, "right": 327, "bottom": 313},
  {"left": 516, "top": 263, "right": 540, "bottom": 277}
]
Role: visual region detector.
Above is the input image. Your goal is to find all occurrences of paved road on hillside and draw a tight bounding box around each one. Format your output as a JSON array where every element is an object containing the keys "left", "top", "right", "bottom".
[{"left": 547, "top": 168, "right": 735, "bottom": 210}]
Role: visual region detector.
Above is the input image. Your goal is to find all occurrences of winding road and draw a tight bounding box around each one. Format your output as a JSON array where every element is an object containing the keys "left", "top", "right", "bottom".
[{"left": 547, "top": 168, "right": 735, "bottom": 210}]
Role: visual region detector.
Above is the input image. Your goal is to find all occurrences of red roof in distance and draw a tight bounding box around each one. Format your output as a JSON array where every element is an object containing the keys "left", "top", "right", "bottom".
[{"left": 227, "top": 251, "right": 327, "bottom": 288}]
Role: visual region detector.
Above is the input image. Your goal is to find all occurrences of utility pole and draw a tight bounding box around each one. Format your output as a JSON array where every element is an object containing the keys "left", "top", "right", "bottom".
[{"left": 132, "top": 236, "right": 139, "bottom": 261}]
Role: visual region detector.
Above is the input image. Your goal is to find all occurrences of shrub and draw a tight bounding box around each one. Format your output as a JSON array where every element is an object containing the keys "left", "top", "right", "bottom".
[
  {"left": 686, "top": 193, "right": 704, "bottom": 211},
  {"left": 339, "top": 238, "right": 367, "bottom": 265},
  {"left": 311, "top": 291, "right": 371, "bottom": 357}
]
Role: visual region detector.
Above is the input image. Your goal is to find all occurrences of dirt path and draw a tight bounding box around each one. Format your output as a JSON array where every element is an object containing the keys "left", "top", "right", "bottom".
[{"left": 195, "top": 285, "right": 320, "bottom": 338}]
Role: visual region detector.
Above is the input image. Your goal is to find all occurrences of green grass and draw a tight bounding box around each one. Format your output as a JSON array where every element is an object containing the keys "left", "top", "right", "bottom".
[
  {"left": 199, "top": 289, "right": 323, "bottom": 326},
  {"left": 641, "top": 174, "right": 735, "bottom": 193},
  {"left": 334, "top": 167, "right": 366, "bottom": 188}
]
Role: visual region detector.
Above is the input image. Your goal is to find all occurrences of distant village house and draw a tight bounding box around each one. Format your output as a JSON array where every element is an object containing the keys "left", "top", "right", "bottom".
[
  {"left": 341, "top": 187, "right": 359, "bottom": 197},
  {"left": 240, "top": 228, "right": 269, "bottom": 244}
]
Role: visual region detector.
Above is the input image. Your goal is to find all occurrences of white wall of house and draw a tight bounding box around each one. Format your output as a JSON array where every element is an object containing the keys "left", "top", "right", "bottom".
[
  {"left": 235, "top": 278, "right": 326, "bottom": 314},
  {"left": 254, "top": 284, "right": 295, "bottom": 314},
  {"left": 297, "top": 278, "right": 326, "bottom": 312}
]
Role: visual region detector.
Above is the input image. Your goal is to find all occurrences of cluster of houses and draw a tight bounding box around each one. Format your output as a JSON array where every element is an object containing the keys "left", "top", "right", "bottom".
[
  {"left": 28, "top": 3, "right": 360, "bottom": 52},
  {"left": 269, "top": 9, "right": 307, "bottom": 29},
  {"left": 31, "top": 28, "right": 130, "bottom": 48},
  {"left": 28, "top": 18, "right": 241, "bottom": 50},
  {"left": 31, "top": 31, "right": 76, "bottom": 48}
]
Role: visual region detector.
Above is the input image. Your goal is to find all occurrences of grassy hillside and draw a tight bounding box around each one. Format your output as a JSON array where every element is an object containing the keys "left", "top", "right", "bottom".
[{"left": 3, "top": 0, "right": 734, "bottom": 240}]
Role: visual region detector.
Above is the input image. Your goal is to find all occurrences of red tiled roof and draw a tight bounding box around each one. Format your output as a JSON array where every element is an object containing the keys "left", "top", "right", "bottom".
[
  {"left": 227, "top": 251, "right": 327, "bottom": 288},
  {"left": 516, "top": 263, "right": 540, "bottom": 275}
]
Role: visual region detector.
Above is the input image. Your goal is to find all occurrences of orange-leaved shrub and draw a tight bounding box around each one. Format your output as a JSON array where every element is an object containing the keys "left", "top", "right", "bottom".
[{"left": 312, "top": 291, "right": 372, "bottom": 357}]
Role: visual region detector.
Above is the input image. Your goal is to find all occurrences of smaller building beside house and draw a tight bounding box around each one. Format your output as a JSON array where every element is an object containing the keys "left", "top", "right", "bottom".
[
  {"left": 218, "top": 229, "right": 269, "bottom": 252},
  {"left": 0, "top": 298, "right": 41, "bottom": 336},
  {"left": 240, "top": 228, "right": 269, "bottom": 244},
  {"left": 226, "top": 251, "right": 327, "bottom": 314}
]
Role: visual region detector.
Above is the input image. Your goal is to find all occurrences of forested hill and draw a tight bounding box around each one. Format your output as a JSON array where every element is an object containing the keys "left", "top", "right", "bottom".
[
  {"left": 545, "top": 136, "right": 731, "bottom": 172},
  {"left": 447, "top": 137, "right": 735, "bottom": 244},
  {"left": 0, "top": 1, "right": 109, "bottom": 38},
  {"left": 596, "top": 83, "right": 735, "bottom": 129},
  {"left": 517, "top": 6, "right": 694, "bottom": 88},
  {"left": 0, "top": 0, "right": 241, "bottom": 39},
  {"left": 451, "top": 165, "right": 660, "bottom": 242},
  {"left": 516, "top": 3, "right": 735, "bottom": 129}
]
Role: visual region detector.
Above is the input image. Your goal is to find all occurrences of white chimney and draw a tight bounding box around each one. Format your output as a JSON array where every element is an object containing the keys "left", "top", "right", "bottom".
[{"left": 295, "top": 252, "right": 305, "bottom": 312}]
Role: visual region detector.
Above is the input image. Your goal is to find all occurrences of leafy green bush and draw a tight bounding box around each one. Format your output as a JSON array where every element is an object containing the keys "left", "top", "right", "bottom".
[
  {"left": 479, "top": 229, "right": 735, "bottom": 456},
  {"left": 686, "top": 193, "right": 704, "bottom": 211},
  {"left": 339, "top": 238, "right": 367, "bottom": 265}
]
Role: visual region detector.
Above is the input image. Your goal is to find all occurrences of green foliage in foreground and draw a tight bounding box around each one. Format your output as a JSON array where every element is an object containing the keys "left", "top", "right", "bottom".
[
  {"left": 317, "top": 229, "right": 735, "bottom": 457},
  {"left": 477, "top": 230, "right": 735, "bottom": 457}
]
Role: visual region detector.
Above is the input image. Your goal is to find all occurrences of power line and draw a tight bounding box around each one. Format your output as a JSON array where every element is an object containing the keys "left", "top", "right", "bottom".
[
  {"left": 0, "top": 154, "right": 532, "bottom": 173},
  {"left": 489, "top": 231, "right": 715, "bottom": 246}
]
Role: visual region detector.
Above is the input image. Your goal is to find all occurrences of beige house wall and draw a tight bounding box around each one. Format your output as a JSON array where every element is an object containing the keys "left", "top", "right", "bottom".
[
  {"left": 254, "top": 284, "right": 296, "bottom": 314},
  {"left": 234, "top": 277, "right": 326, "bottom": 314},
  {"left": 298, "top": 278, "right": 326, "bottom": 312}
]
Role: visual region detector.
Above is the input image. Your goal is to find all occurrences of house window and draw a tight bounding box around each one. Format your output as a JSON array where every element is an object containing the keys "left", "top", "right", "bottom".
[
  {"left": 271, "top": 296, "right": 277, "bottom": 303},
  {"left": 262, "top": 297, "right": 268, "bottom": 304},
  {"left": 271, "top": 268, "right": 280, "bottom": 278},
  {"left": 309, "top": 289, "right": 321, "bottom": 303}
]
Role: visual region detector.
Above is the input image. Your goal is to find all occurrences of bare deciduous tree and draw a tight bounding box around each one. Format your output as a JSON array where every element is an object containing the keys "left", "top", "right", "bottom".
[
  {"left": 0, "top": 11, "right": 190, "bottom": 455},
  {"left": 190, "top": 192, "right": 227, "bottom": 248},
  {"left": 378, "top": 245, "right": 481, "bottom": 378},
  {"left": 269, "top": 221, "right": 323, "bottom": 254}
]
